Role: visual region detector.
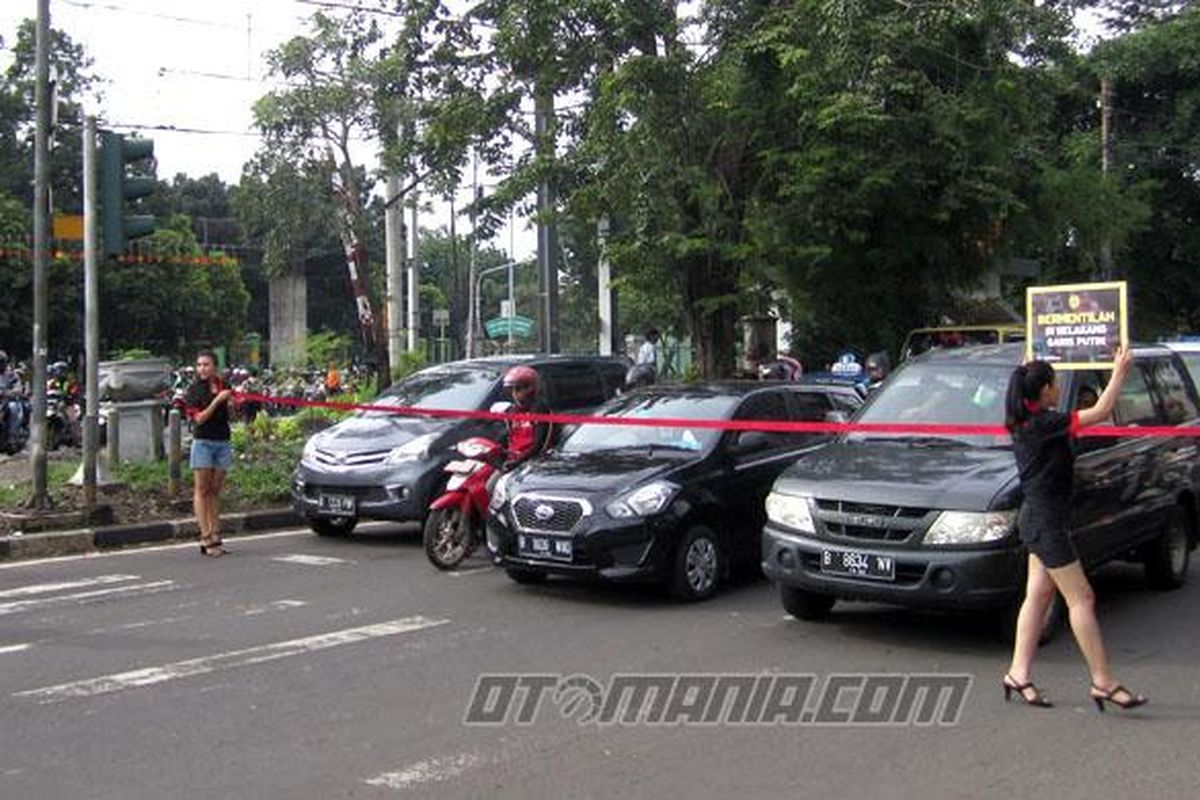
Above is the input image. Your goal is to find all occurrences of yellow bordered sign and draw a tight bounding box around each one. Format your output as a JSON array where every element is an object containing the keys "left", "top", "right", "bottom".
[{"left": 1026, "top": 281, "right": 1128, "bottom": 370}]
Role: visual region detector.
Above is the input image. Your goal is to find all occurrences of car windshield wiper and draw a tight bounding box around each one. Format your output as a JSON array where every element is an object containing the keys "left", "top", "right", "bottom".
[{"left": 850, "top": 435, "right": 968, "bottom": 448}]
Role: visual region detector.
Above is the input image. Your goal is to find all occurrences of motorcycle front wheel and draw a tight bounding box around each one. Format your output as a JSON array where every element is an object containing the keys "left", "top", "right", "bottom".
[{"left": 423, "top": 506, "right": 476, "bottom": 570}]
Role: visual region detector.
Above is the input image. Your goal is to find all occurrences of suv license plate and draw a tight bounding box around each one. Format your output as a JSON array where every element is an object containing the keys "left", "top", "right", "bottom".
[
  {"left": 317, "top": 493, "right": 356, "bottom": 515},
  {"left": 819, "top": 548, "right": 895, "bottom": 581},
  {"left": 518, "top": 534, "right": 572, "bottom": 561}
]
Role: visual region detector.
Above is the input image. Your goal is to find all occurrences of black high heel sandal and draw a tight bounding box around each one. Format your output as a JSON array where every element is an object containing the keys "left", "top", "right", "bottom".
[
  {"left": 1090, "top": 684, "right": 1147, "bottom": 712},
  {"left": 1002, "top": 674, "right": 1053, "bottom": 707},
  {"left": 199, "top": 535, "right": 226, "bottom": 557}
]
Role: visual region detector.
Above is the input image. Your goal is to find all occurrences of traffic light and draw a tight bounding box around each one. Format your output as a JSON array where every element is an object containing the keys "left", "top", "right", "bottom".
[{"left": 99, "top": 131, "right": 156, "bottom": 257}]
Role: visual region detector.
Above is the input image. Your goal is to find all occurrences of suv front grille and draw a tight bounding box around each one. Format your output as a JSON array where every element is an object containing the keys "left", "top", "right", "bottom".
[
  {"left": 814, "top": 499, "right": 932, "bottom": 544},
  {"left": 512, "top": 496, "right": 588, "bottom": 533},
  {"left": 313, "top": 448, "right": 391, "bottom": 467}
]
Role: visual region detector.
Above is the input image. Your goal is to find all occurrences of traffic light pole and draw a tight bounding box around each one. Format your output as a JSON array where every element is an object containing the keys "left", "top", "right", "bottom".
[{"left": 28, "top": 0, "right": 51, "bottom": 509}]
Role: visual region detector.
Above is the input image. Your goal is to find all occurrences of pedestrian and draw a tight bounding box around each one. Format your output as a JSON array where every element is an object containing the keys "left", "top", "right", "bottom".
[
  {"left": 185, "top": 350, "right": 235, "bottom": 557},
  {"left": 1001, "top": 346, "right": 1147, "bottom": 711}
]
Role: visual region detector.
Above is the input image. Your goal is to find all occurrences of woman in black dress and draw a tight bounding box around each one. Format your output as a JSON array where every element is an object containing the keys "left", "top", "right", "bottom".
[{"left": 1002, "top": 346, "right": 1147, "bottom": 711}]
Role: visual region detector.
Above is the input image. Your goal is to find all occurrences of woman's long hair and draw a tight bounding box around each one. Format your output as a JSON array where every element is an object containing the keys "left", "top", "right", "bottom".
[{"left": 1005, "top": 360, "right": 1056, "bottom": 431}]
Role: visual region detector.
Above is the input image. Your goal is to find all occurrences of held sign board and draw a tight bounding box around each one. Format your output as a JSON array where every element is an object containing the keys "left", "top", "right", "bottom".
[{"left": 1026, "top": 281, "right": 1128, "bottom": 370}]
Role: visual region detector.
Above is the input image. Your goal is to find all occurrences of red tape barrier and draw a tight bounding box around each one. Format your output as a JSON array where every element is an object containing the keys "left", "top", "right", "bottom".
[{"left": 232, "top": 392, "right": 1200, "bottom": 439}]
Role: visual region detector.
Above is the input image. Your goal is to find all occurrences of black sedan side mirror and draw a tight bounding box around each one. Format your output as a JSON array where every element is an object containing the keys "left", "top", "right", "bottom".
[
  {"left": 733, "top": 430, "right": 770, "bottom": 454},
  {"left": 824, "top": 410, "right": 849, "bottom": 424}
]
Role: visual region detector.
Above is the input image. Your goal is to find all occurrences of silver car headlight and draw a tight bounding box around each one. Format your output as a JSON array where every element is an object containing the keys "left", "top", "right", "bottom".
[
  {"left": 384, "top": 433, "right": 437, "bottom": 465},
  {"left": 490, "top": 472, "right": 513, "bottom": 510},
  {"left": 765, "top": 492, "right": 816, "bottom": 534},
  {"left": 924, "top": 510, "right": 1016, "bottom": 546},
  {"left": 606, "top": 481, "right": 679, "bottom": 518},
  {"left": 301, "top": 436, "right": 321, "bottom": 465}
]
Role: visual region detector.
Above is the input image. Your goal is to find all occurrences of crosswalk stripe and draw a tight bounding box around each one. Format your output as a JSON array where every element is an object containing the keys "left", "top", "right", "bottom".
[
  {"left": 0, "top": 580, "right": 176, "bottom": 616},
  {"left": 0, "top": 574, "right": 140, "bottom": 600},
  {"left": 14, "top": 615, "right": 451, "bottom": 704}
]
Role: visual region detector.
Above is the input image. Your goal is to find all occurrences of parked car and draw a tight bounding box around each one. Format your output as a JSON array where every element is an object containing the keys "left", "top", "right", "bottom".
[
  {"left": 291, "top": 355, "right": 628, "bottom": 536},
  {"left": 762, "top": 343, "right": 1200, "bottom": 636},
  {"left": 487, "top": 382, "right": 863, "bottom": 600},
  {"left": 900, "top": 324, "right": 1025, "bottom": 361},
  {"left": 1164, "top": 340, "right": 1200, "bottom": 389}
]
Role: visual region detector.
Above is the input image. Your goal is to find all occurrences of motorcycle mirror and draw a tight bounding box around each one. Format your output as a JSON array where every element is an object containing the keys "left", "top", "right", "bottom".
[{"left": 489, "top": 401, "right": 513, "bottom": 415}]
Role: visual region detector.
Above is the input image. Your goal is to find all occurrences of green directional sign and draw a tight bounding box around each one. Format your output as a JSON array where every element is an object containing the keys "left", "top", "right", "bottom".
[{"left": 485, "top": 315, "right": 535, "bottom": 338}]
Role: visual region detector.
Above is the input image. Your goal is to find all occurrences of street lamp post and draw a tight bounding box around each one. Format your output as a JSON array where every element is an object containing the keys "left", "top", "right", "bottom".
[{"left": 474, "top": 260, "right": 521, "bottom": 353}]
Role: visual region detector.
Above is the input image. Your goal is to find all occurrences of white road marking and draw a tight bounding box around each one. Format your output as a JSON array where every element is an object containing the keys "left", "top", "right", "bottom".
[
  {"left": 14, "top": 615, "right": 451, "bottom": 704},
  {"left": 86, "top": 615, "right": 194, "bottom": 635},
  {"left": 0, "top": 580, "right": 177, "bottom": 616},
  {"left": 271, "top": 599, "right": 307, "bottom": 609},
  {"left": 0, "top": 574, "right": 141, "bottom": 600},
  {"left": 0, "top": 643, "right": 32, "bottom": 655},
  {"left": 447, "top": 566, "right": 493, "bottom": 577},
  {"left": 271, "top": 554, "right": 352, "bottom": 566},
  {"left": 363, "top": 753, "right": 485, "bottom": 791}
]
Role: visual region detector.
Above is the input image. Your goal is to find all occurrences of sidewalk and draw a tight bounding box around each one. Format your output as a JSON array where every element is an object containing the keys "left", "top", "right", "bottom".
[{"left": 0, "top": 506, "right": 303, "bottom": 561}]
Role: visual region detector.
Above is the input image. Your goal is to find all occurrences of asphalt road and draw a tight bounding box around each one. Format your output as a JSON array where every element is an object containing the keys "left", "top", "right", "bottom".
[{"left": 1, "top": 523, "right": 1197, "bottom": 799}]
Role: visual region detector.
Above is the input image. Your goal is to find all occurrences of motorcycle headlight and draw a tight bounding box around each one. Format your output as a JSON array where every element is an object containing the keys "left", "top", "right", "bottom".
[
  {"left": 924, "top": 510, "right": 1016, "bottom": 546},
  {"left": 385, "top": 433, "right": 437, "bottom": 465},
  {"left": 490, "top": 472, "right": 513, "bottom": 510},
  {"left": 765, "top": 492, "right": 816, "bottom": 534},
  {"left": 606, "top": 481, "right": 679, "bottom": 519}
]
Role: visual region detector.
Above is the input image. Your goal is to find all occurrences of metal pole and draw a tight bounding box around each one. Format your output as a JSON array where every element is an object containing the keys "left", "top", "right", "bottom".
[
  {"left": 408, "top": 188, "right": 420, "bottom": 354},
  {"left": 466, "top": 152, "right": 478, "bottom": 357},
  {"left": 507, "top": 260, "right": 515, "bottom": 351},
  {"left": 167, "top": 409, "right": 182, "bottom": 494},
  {"left": 535, "top": 83, "right": 559, "bottom": 354},
  {"left": 82, "top": 116, "right": 99, "bottom": 506},
  {"left": 597, "top": 215, "right": 613, "bottom": 356},
  {"left": 1099, "top": 75, "right": 1115, "bottom": 281},
  {"left": 385, "top": 172, "right": 405, "bottom": 373},
  {"left": 28, "top": 0, "right": 51, "bottom": 509}
]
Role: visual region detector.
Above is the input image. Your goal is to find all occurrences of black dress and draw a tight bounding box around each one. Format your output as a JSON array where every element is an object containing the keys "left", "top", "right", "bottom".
[{"left": 1012, "top": 408, "right": 1080, "bottom": 568}]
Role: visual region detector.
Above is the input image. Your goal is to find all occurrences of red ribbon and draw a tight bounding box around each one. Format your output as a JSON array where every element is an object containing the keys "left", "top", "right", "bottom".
[{"left": 232, "top": 392, "right": 1200, "bottom": 439}]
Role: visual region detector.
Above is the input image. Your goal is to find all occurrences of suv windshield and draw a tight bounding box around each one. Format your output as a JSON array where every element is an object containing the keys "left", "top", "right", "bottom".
[
  {"left": 561, "top": 393, "right": 738, "bottom": 454},
  {"left": 361, "top": 367, "right": 500, "bottom": 417},
  {"left": 854, "top": 361, "right": 1013, "bottom": 445}
]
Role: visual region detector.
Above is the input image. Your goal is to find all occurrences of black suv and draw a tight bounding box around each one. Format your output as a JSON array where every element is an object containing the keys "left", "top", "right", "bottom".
[
  {"left": 291, "top": 355, "right": 628, "bottom": 535},
  {"left": 488, "top": 382, "right": 861, "bottom": 600},
  {"left": 762, "top": 343, "right": 1199, "bottom": 629}
]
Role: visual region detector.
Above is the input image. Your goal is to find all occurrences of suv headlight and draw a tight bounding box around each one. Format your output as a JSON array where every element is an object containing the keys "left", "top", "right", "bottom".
[
  {"left": 301, "top": 436, "right": 321, "bottom": 465},
  {"left": 490, "top": 472, "right": 513, "bottom": 510},
  {"left": 606, "top": 481, "right": 679, "bottom": 518},
  {"left": 924, "top": 510, "right": 1016, "bottom": 546},
  {"left": 385, "top": 433, "right": 437, "bottom": 465},
  {"left": 766, "top": 492, "right": 815, "bottom": 534}
]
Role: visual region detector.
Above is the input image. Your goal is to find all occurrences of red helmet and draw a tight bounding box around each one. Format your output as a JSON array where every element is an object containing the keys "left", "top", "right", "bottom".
[{"left": 502, "top": 365, "right": 539, "bottom": 392}]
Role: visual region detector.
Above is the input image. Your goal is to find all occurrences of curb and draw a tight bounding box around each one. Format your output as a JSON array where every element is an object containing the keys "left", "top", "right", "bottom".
[{"left": 0, "top": 507, "right": 303, "bottom": 562}]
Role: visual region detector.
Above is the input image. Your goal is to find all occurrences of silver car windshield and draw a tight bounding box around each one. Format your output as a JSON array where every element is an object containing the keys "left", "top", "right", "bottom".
[
  {"left": 361, "top": 368, "right": 500, "bottom": 417},
  {"left": 854, "top": 362, "right": 1013, "bottom": 445},
  {"left": 561, "top": 394, "right": 738, "bottom": 454}
]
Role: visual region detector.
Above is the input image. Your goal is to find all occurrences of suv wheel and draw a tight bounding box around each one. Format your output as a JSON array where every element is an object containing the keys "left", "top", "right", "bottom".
[
  {"left": 780, "top": 585, "right": 836, "bottom": 620},
  {"left": 310, "top": 515, "right": 357, "bottom": 537},
  {"left": 669, "top": 526, "right": 722, "bottom": 601},
  {"left": 1144, "top": 506, "right": 1191, "bottom": 590}
]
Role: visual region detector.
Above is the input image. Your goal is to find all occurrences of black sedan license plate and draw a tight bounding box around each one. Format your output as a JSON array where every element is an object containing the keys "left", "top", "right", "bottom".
[
  {"left": 317, "top": 493, "right": 355, "bottom": 515},
  {"left": 518, "top": 534, "right": 573, "bottom": 561},
  {"left": 820, "top": 548, "right": 895, "bottom": 581}
]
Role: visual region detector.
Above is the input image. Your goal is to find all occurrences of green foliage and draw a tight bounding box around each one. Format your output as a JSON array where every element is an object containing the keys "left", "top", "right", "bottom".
[
  {"left": 305, "top": 330, "right": 353, "bottom": 369},
  {"left": 0, "top": 462, "right": 80, "bottom": 508}
]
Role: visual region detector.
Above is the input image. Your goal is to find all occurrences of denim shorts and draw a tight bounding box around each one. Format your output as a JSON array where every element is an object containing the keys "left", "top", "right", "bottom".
[{"left": 190, "top": 439, "right": 233, "bottom": 471}]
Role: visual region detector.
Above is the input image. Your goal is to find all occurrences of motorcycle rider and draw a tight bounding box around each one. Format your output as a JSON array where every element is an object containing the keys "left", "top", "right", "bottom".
[
  {"left": 625, "top": 328, "right": 660, "bottom": 389},
  {"left": 865, "top": 351, "right": 891, "bottom": 393},
  {"left": 1, "top": 350, "right": 28, "bottom": 448},
  {"left": 499, "top": 365, "right": 554, "bottom": 472}
]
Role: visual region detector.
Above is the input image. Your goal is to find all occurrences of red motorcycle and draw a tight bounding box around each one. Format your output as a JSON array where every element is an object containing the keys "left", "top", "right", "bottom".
[{"left": 423, "top": 436, "right": 505, "bottom": 570}]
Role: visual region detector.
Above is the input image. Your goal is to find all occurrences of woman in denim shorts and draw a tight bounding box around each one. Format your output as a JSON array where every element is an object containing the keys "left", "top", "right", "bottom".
[{"left": 185, "top": 350, "right": 236, "bottom": 556}]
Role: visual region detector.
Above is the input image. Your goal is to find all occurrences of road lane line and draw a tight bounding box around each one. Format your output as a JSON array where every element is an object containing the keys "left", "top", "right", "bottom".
[
  {"left": 14, "top": 615, "right": 451, "bottom": 704},
  {"left": 363, "top": 753, "right": 486, "bottom": 791},
  {"left": 270, "top": 554, "right": 352, "bottom": 566},
  {"left": 0, "top": 574, "right": 140, "bottom": 600},
  {"left": 447, "top": 566, "right": 493, "bottom": 577},
  {"left": 0, "top": 644, "right": 32, "bottom": 655},
  {"left": 0, "top": 580, "right": 177, "bottom": 616}
]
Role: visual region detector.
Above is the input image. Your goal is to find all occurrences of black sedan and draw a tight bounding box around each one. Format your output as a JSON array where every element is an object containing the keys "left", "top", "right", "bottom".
[{"left": 486, "top": 382, "right": 861, "bottom": 600}]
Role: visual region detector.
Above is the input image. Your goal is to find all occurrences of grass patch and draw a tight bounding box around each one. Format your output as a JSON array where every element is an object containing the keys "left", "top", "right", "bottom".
[{"left": 0, "top": 461, "right": 80, "bottom": 508}]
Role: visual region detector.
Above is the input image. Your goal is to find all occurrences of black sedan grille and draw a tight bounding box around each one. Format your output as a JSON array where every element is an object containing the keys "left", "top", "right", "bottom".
[{"left": 512, "top": 496, "right": 587, "bottom": 533}]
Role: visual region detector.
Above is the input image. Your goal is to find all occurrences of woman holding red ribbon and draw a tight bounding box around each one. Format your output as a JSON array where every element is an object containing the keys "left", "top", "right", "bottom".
[
  {"left": 185, "top": 350, "right": 236, "bottom": 557},
  {"left": 1000, "top": 346, "right": 1147, "bottom": 712}
]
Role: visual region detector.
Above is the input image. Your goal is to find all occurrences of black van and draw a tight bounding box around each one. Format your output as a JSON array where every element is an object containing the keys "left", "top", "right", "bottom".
[
  {"left": 762, "top": 343, "right": 1200, "bottom": 628},
  {"left": 291, "top": 355, "right": 628, "bottom": 535}
]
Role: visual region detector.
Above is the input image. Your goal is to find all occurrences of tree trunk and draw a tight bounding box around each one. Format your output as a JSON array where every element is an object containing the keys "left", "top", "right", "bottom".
[{"left": 683, "top": 255, "right": 738, "bottom": 378}]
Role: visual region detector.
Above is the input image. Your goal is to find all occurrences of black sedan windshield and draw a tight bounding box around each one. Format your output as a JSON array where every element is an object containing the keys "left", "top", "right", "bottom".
[
  {"left": 855, "top": 362, "right": 1013, "bottom": 445},
  {"left": 561, "top": 393, "right": 738, "bottom": 454},
  {"left": 361, "top": 368, "right": 500, "bottom": 417}
]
